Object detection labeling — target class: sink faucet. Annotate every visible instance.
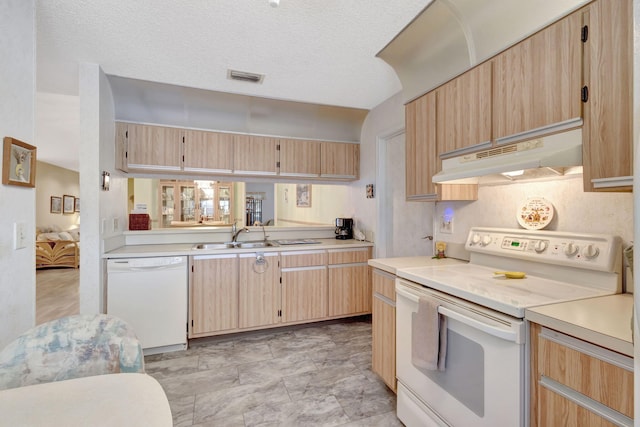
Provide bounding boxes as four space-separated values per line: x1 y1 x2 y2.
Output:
231 226 250 242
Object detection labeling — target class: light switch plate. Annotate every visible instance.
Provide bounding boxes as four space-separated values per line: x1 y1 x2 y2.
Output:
14 222 26 250
439 215 453 234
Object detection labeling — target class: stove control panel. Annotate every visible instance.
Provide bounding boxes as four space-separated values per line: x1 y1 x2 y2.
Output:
466 227 621 272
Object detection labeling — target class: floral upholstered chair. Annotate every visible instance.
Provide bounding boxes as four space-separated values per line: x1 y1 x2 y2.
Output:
0 314 144 390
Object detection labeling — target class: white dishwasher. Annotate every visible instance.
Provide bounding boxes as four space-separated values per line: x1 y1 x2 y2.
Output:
107 256 188 355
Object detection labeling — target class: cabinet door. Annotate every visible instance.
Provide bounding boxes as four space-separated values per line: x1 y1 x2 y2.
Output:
437 61 492 156
189 255 238 337
530 323 634 427
372 269 396 392
281 267 327 323
405 92 438 200
328 264 371 317
281 251 328 323
177 184 196 222
278 138 321 177
126 123 182 171
581 0 633 191
234 135 278 175
238 253 281 329
320 142 359 179
492 11 582 144
215 182 233 224
115 122 128 172
159 183 176 227
183 130 234 174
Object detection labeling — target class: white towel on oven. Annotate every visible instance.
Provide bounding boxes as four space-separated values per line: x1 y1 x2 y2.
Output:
412 296 447 371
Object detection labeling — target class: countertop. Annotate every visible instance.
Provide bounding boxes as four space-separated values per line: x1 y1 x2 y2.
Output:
104 238 373 258
368 256 467 275
525 294 634 357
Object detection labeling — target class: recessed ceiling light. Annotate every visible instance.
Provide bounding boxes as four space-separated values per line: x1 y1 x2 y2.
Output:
227 69 265 84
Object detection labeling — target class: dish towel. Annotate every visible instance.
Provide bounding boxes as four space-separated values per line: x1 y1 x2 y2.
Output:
411 296 448 371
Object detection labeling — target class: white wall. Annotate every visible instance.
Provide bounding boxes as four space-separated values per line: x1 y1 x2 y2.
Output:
0 0 36 347
276 183 347 225
78 63 122 314
435 177 633 246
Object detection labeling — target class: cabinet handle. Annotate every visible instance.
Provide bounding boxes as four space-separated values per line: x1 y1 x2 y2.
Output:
581 25 589 43
581 86 589 103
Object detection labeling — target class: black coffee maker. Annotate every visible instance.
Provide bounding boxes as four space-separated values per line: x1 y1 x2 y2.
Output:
335 218 353 240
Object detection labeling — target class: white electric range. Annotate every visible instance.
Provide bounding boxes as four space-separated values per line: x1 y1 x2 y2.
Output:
394 227 622 427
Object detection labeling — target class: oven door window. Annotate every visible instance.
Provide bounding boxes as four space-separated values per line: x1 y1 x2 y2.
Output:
415 321 485 416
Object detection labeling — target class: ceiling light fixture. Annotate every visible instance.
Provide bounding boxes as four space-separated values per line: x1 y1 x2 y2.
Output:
269 0 279 7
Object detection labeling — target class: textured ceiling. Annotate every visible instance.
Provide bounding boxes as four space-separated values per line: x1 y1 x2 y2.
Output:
36 0 431 109
35 0 432 171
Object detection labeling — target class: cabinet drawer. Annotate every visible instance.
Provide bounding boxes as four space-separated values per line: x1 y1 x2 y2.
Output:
280 250 327 268
372 268 396 301
328 248 370 265
537 327 634 419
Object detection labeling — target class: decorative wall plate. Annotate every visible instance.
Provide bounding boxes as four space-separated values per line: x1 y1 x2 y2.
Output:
517 197 554 230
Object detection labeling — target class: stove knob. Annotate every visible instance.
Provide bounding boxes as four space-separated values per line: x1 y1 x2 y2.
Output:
534 240 548 253
582 244 600 259
564 243 579 257
471 234 481 245
480 235 492 246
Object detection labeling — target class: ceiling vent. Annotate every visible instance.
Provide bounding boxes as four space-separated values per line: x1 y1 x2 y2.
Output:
227 69 265 84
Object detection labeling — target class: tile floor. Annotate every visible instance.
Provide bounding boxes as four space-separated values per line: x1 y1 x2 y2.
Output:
144 318 403 427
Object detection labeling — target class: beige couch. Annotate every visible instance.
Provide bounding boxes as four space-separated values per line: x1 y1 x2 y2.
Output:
35 229 79 269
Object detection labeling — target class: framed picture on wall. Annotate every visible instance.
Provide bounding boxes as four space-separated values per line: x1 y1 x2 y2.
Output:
63 195 75 214
50 196 62 214
74 198 80 212
296 184 312 208
2 137 37 188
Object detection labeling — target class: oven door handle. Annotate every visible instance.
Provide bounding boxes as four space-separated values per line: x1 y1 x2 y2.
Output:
396 286 519 343
437 306 518 343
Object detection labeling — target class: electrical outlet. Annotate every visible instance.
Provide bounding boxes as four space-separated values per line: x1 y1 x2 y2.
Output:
439 214 453 234
14 222 26 250
101 218 107 234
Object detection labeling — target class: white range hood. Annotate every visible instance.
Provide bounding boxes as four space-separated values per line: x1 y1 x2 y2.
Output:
432 129 584 185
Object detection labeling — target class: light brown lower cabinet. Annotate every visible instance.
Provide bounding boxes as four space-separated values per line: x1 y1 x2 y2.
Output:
189 246 372 338
238 252 281 329
328 248 372 317
530 323 633 427
189 254 238 337
371 268 396 392
281 251 328 323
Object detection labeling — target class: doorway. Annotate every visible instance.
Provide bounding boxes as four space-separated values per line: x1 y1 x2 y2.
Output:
377 129 435 258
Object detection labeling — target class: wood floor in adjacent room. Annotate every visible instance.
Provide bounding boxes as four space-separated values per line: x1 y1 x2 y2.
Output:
36 267 80 325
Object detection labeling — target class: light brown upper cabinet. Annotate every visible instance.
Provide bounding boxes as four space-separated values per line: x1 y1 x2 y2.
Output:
122 123 183 171
492 11 583 145
437 61 493 157
405 92 478 202
115 122 128 172
581 0 632 192
278 138 321 178
234 135 278 175
320 142 359 179
182 129 234 174
406 92 438 201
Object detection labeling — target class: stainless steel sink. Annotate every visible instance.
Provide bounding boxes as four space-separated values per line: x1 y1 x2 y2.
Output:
191 243 236 250
236 241 279 249
192 241 279 250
